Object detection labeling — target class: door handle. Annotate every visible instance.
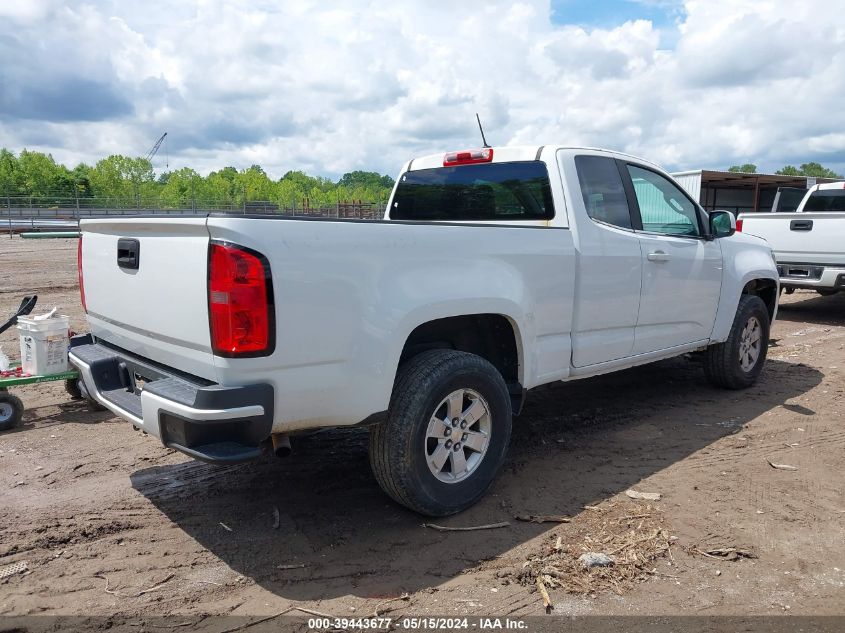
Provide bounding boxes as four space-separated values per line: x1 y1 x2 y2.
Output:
117 238 140 270
647 251 670 262
790 220 813 231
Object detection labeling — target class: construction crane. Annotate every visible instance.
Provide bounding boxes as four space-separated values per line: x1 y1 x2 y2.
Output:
145 132 168 167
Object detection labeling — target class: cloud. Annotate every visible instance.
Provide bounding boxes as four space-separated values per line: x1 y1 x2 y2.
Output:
0 0 843 178
0 76 133 123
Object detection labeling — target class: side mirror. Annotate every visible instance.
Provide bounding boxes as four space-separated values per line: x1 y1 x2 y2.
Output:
709 210 736 238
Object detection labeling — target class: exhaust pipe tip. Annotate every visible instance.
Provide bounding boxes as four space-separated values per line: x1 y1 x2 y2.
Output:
271 433 291 458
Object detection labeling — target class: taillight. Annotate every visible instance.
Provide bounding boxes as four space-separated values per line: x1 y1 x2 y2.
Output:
77 236 86 313
443 148 494 166
736 219 744 232
208 242 274 357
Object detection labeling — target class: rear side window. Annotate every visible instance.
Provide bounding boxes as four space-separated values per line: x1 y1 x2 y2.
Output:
803 189 845 212
773 187 808 212
390 161 554 221
574 155 632 229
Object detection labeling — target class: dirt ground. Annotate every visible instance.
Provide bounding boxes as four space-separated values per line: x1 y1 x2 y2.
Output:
1 234 844 619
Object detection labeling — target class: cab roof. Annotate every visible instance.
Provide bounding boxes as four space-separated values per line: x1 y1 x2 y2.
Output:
406 145 661 172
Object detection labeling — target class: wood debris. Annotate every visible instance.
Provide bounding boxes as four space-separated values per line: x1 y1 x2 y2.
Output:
373 592 410 617
509 504 671 596
515 515 571 524
94 572 175 598
535 576 554 613
767 460 798 471
423 521 509 532
692 546 756 561
626 489 662 501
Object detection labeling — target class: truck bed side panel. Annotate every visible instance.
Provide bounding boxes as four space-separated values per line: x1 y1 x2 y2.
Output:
205 217 576 432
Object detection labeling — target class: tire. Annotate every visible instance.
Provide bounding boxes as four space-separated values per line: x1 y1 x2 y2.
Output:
0 392 24 432
77 378 107 412
704 294 770 390
369 349 512 516
65 378 83 400
816 289 839 297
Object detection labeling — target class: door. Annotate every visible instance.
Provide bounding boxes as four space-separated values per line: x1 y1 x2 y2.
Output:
568 154 642 367
623 164 723 353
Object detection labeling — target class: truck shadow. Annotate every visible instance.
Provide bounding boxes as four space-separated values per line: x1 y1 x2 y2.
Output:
130 356 822 602
776 290 845 327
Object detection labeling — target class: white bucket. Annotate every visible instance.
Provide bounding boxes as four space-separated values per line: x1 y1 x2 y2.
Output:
17 314 70 376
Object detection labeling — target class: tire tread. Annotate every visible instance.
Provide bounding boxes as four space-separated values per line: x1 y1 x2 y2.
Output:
704 294 769 390
369 349 510 515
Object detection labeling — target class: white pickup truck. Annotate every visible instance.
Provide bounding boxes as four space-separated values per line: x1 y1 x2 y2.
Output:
739 181 845 296
70 146 779 516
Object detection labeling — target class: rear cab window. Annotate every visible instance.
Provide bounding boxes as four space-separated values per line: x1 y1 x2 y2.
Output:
390 161 555 221
803 189 845 212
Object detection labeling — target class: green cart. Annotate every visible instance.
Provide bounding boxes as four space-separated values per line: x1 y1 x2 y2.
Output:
0 294 84 431
0 365 82 431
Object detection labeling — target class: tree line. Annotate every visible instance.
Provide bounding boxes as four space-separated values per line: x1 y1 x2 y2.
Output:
0 148 396 209
727 162 843 178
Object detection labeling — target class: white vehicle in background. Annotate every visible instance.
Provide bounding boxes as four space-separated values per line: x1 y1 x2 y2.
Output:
70 145 778 516
739 181 845 296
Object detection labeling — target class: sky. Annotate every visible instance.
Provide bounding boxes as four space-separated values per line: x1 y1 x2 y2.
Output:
0 0 843 180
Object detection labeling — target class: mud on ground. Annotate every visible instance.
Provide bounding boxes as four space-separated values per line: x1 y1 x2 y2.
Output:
1 235 843 618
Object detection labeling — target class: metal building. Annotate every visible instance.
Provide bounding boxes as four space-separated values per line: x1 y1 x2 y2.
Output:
671 170 841 213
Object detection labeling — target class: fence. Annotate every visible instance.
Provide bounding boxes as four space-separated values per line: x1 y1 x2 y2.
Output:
2 200 385 234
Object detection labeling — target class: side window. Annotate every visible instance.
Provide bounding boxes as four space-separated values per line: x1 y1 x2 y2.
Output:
574 155 632 229
627 165 701 236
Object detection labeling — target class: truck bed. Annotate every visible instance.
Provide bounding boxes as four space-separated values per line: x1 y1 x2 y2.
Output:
79 214 576 432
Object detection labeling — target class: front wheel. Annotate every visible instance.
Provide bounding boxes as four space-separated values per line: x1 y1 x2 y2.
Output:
704 294 770 389
369 350 512 516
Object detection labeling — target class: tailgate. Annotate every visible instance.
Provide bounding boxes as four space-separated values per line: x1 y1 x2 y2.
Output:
740 213 845 265
79 217 217 381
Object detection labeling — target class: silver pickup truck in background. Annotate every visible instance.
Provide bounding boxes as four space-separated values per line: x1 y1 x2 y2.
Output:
739 182 845 296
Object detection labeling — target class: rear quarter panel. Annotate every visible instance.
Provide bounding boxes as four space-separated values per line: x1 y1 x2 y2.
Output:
206 217 575 432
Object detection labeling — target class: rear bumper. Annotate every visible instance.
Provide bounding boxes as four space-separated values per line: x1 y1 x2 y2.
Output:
68 335 274 463
776 262 845 290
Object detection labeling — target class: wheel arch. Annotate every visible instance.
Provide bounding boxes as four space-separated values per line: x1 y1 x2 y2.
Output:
396 312 526 414
711 268 779 343
741 277 778 323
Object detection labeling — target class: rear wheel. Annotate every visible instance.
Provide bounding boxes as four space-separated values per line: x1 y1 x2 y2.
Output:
369 350 512 516
0 392 24 432
704 295 770 389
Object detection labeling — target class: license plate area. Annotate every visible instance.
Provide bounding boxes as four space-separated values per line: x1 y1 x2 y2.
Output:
778 264 823 280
